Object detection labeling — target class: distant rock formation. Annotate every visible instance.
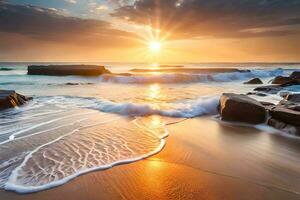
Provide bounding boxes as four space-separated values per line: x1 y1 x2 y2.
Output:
0 90 32 110
244 78 263 84
28 65 111 76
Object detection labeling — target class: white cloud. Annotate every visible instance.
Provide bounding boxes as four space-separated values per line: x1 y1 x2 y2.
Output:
64 0 77 4
96 5 109 10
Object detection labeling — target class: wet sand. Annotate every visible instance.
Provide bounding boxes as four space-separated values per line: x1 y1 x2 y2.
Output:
1 117 300 199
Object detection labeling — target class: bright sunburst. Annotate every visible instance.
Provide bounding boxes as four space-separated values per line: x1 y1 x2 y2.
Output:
148 41 161 53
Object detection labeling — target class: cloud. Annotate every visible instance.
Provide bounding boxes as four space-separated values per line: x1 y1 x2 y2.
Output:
112 0 300 39
0 2 138 47
64 0 77 4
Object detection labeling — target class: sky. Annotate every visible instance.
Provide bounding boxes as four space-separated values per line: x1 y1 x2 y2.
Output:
0 0 300 63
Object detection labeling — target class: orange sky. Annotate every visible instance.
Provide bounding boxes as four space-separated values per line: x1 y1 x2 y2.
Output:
0 0 300 63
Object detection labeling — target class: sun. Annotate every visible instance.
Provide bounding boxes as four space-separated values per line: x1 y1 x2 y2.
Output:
148 41 161 53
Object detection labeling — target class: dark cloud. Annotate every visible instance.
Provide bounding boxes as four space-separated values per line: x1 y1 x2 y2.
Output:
0 2 137 46
112 0 300 39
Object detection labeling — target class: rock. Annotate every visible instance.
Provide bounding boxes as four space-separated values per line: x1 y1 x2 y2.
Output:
285 93 300 103
269 106 300 126
267 118 300 136
280 79 300 87
0 90 31 110
259 101 275 107
246 92 267 97
254 85 282 94
219 93 266 124
65 82 80 85
28 65 111 76
290 71 300 79
279 91 291 98
244 78 263 84
0 67 13 71
271 76 292 84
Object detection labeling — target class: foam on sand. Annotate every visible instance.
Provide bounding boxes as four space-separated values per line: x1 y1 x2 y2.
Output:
4 116 169 193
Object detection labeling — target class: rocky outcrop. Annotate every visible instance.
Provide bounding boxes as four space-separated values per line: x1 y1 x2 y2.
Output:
219 93 266 124
269 106 300 126
0 90 31 110
28 65 111 76
271 71 300 85
271 76 292 84
244 78 263 84
221 70 300 136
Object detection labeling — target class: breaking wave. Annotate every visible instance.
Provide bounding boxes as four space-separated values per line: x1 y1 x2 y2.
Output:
35 95 220 118
100 68 287 84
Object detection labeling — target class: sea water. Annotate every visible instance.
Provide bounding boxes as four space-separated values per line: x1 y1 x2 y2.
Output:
0 62 299 193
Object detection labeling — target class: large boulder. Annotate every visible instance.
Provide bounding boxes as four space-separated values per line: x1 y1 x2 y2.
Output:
219 93 266 124
244 78 263 84
271 76 292 84
28 65 111 76
269 106 300 126
0 90 31 110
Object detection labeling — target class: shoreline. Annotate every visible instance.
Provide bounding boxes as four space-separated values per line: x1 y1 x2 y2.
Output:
1 117 300 199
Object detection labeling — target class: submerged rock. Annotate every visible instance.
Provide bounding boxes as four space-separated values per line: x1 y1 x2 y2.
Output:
28 65 111 76
244 78 263 84
285 93 300 103
254 85 282 94
0 90 31 110
267 118 300 136
219 93 266 124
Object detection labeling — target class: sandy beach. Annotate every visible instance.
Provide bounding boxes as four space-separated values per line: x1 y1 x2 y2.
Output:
1 117 299 200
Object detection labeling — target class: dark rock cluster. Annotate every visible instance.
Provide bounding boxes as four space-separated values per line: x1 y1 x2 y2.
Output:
219 71 300 136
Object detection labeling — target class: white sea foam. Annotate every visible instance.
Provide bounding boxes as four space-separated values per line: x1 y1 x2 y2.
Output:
99 68 288 84
4 117 168 193
43 95 220 118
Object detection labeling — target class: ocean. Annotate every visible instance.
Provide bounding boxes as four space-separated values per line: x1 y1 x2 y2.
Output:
0 62 299 193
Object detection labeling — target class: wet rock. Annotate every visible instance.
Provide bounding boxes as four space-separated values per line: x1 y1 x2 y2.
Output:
0 67 13 71
0 90 32 110
259 101 275 107
254 85 282 94
285 93 300 103
219 93 266 124
65 82 80 85
279 91 291 98
28 65 111 76
246 92 267 97
272 76 292 84
269 106 300 126
244 78 263 84
280 79 300 87
267 118 300 136
290 71 300 79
